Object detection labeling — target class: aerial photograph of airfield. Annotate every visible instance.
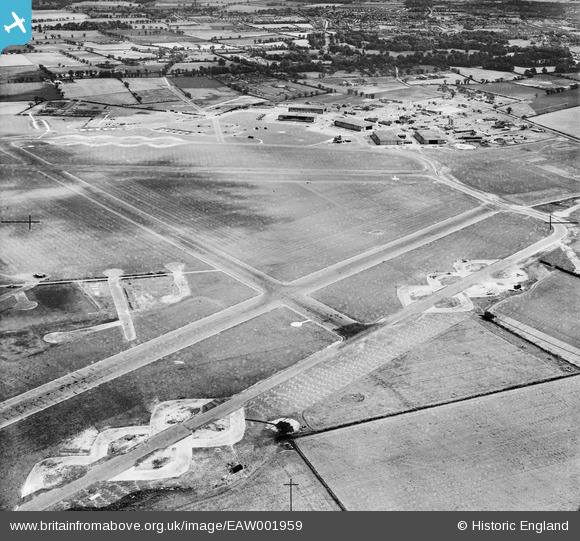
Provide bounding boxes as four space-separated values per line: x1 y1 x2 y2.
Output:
0 0 579 511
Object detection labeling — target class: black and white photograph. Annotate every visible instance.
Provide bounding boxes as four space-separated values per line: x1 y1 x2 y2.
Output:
0 0 578 522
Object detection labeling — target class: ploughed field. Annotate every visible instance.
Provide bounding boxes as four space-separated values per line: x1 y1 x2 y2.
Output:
303 316 575 430
296 376 580 511
493 269 580 350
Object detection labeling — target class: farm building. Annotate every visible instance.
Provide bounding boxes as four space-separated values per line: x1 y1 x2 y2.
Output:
278 114 315 123
334 117 374 131
414 129 447 144
288 104 326 114
371 130 404 146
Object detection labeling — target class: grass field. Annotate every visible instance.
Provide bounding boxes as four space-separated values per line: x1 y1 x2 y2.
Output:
60 79 135 103
377 86 440 101
530 87 580 115
303 317 575 429
427 140 580 205
25 140 424 171
0 282 107 334
472 82 539 100
222 110 330 145
0 307 335 510
494 270 580 350
312 212 547 323
0 169 212 280
531 106 580 138
297 376 580 510
170 76 226 90
0 270 256 400
75 170 477 281
0 83 61 102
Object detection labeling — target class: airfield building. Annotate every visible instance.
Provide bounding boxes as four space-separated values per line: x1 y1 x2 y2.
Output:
288 104 326 114
278 114 315 123
414 129 447 145
371 130 404 146
334 117 374 131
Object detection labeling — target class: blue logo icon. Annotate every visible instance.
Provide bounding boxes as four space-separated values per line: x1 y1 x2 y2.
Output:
1 1 32 55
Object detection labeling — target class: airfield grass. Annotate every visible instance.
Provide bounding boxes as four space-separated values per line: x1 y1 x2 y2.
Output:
0 282 105 334
77 170 477 281
100 446 340 511
0 169 212 280
0 115 37 137
494 269 580 350
222 110 331 145
71 422 276 510
303 316 576 430
297 376 580 510
312 212 547 323
0 307 335 510
426 139 580 205
0 271 256 400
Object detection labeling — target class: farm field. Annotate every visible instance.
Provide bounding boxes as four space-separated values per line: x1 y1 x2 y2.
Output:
75 170 478 281
22 53 85 68
0 83 60 102
493 270 580 350
472 82 540 100
168 77 226 90
378 86 441 101
296 376 580 510
529 87 580 115
515 74 578 89
426 139 580 205
0 270 256 399
0 307 335 510
312 212 547 323
303 317 575 430
60 79 135 101
0 66 45 84
0 169 212 280
531 106 580 138
455 68 516 81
